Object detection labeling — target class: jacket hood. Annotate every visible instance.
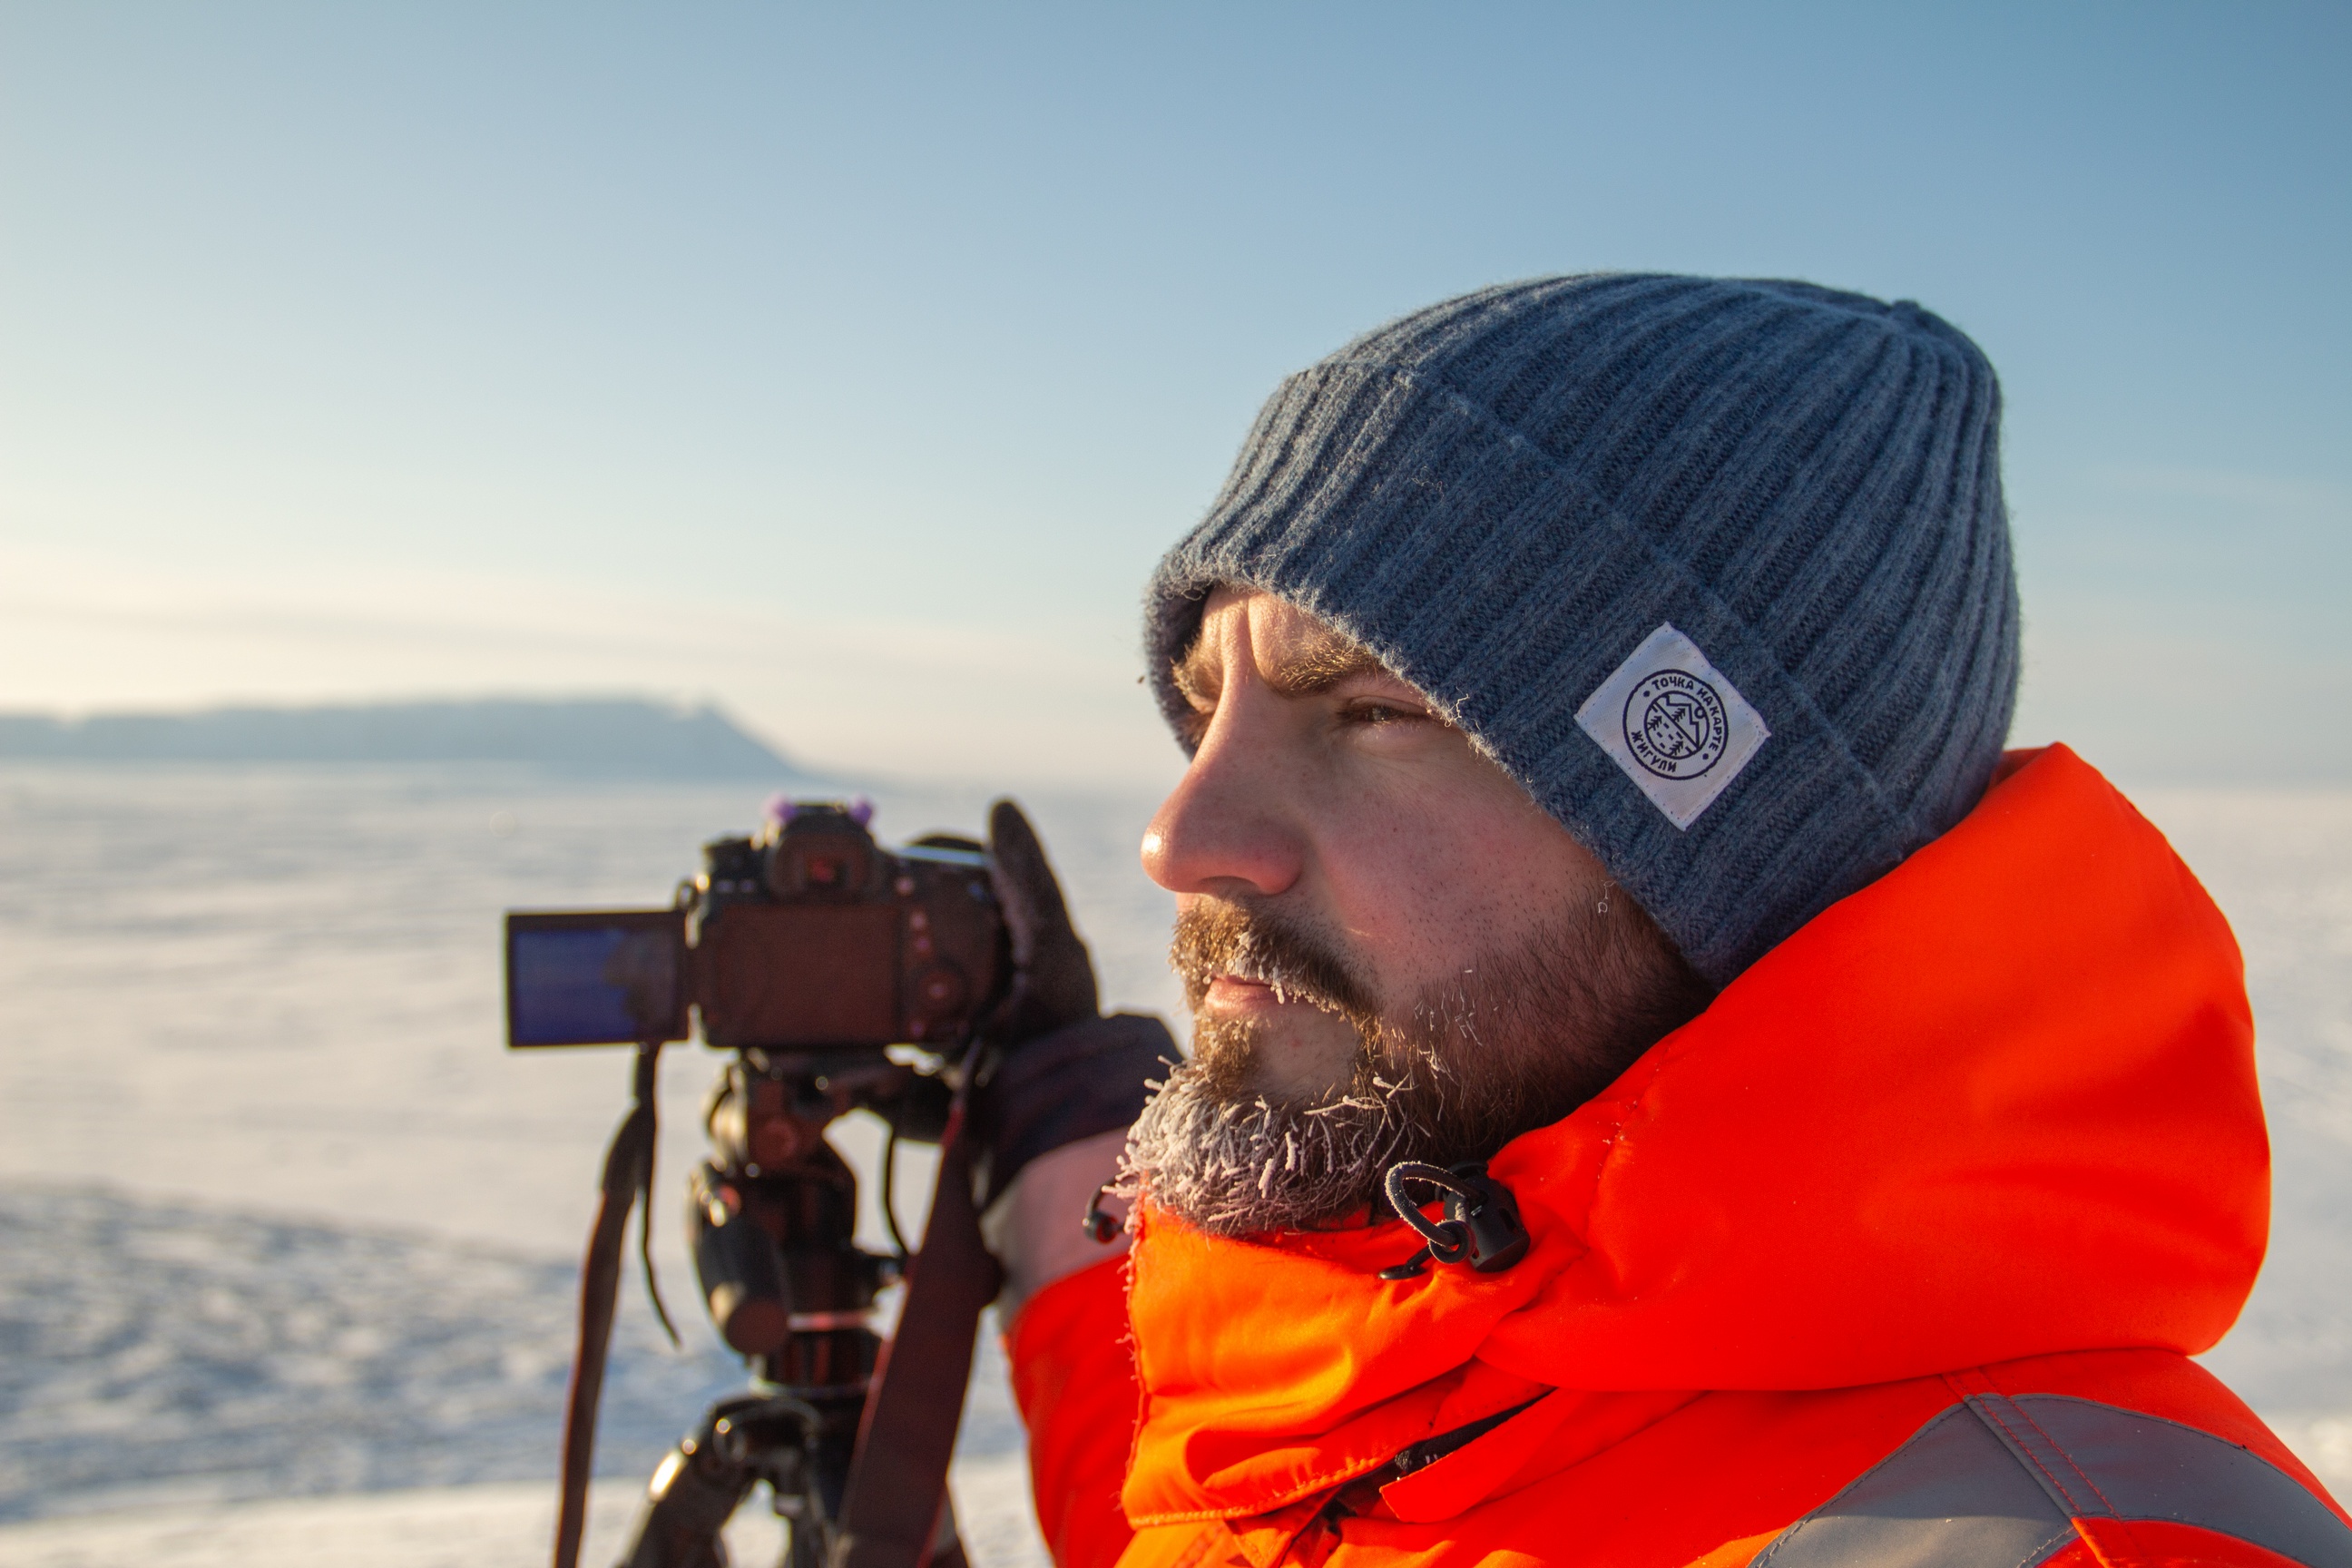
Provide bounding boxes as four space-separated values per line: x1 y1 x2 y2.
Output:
1122 745 2265 1524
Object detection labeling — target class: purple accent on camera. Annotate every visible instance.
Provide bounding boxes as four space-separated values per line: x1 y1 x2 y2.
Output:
848 797 875 828
763 794 797 826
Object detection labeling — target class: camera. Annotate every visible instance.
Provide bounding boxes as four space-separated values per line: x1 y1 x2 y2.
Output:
504 799 1006 1052
506 798 1014 1568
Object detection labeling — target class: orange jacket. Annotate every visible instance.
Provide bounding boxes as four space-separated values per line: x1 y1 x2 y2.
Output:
1007 746 2351 1566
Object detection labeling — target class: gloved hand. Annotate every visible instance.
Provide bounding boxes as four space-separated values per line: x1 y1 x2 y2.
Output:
971 799 1174 1314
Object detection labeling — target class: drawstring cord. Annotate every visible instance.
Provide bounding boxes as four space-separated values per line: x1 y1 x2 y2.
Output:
1377 1161 1530 1279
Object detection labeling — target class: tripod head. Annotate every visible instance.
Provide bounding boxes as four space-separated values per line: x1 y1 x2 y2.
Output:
692 1048 951 1370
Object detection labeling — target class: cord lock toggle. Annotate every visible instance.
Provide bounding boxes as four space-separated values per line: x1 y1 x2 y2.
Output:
1377 1161 1530 1279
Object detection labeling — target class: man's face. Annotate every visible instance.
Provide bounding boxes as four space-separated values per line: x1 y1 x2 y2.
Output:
1128 587 1708 1235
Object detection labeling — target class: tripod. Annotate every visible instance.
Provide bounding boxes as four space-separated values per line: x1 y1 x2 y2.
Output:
588 1046 976 1568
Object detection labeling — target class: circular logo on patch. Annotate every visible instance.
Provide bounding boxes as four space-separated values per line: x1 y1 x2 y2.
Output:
1622 670 1730 779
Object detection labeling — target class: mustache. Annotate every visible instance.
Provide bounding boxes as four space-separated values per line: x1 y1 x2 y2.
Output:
1168 901 1377 1023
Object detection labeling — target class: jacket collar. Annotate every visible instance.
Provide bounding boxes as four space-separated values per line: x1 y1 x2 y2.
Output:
1122 746 2265 1524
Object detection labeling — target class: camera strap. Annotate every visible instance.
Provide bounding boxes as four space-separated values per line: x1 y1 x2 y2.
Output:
552 1040 665 1568
831 1052 1004 1568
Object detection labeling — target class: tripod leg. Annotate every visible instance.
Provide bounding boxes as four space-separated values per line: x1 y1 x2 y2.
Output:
617 1399 765 1568
783 1511 824 1568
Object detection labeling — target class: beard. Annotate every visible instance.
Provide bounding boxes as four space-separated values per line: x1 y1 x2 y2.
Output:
1122 891 1710 1238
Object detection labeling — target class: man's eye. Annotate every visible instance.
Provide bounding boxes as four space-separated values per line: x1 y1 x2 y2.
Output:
1342 699 1426 727
1177 706 1214 748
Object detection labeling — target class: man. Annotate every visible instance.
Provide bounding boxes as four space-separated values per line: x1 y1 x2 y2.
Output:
969 275 2351 1565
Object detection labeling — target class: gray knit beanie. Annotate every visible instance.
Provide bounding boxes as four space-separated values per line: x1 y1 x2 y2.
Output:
1144 274 2018 985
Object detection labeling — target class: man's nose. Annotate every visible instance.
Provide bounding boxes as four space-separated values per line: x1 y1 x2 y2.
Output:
1141 717 1306 900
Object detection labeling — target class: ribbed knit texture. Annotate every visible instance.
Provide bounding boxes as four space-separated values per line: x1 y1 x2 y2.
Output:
1144 275 2020 985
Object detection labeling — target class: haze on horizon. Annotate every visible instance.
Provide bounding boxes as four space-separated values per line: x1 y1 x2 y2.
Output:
3 4 2345 790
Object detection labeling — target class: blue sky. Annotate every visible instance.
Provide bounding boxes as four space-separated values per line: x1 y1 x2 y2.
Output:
2 3 2345 787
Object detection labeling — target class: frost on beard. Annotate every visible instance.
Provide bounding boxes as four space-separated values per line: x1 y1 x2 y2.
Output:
1117 1050 1435 1237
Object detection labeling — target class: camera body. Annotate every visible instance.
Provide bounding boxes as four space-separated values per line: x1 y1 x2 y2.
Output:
505 800 1006 1052
694 803 1002 1050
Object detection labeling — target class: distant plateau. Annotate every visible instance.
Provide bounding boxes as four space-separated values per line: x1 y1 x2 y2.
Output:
0 698 801 780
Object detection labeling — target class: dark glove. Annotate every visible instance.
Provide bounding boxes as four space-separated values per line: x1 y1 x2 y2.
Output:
969 799 1175 1211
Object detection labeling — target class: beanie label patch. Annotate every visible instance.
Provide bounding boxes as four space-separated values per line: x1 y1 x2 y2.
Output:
1576 623 1770 830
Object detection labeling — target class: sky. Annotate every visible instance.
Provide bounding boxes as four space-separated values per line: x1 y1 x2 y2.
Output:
2 3 2346 789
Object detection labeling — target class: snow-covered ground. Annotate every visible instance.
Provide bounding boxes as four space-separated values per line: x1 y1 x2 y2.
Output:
0 1468 1041 1568
0 1181 1041 1566
0 760 2344 1565
0 762 1174 1565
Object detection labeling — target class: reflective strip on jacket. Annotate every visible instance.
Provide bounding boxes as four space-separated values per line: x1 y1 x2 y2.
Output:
1007 746 2352 1566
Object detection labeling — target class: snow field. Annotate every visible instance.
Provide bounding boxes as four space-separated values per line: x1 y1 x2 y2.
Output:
0 761 2345 1562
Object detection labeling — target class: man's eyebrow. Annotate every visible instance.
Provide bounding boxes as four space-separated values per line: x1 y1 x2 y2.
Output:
1171 637 1220 707
1170 625 1402 706
1261 637 1393 696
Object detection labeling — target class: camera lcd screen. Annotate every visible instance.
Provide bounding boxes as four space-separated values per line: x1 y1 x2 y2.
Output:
505 909 689 1047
